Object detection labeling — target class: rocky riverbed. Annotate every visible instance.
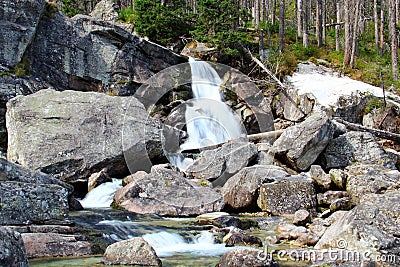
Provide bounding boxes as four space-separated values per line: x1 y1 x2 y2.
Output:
1 0 400 266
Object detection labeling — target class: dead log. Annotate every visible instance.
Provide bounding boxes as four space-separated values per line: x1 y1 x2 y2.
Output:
247 130 284 142
334 118 400 143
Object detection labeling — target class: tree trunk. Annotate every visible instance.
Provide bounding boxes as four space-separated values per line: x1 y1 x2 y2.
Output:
272 0 277 24
389 0 399 80
316 0 323 46
336 1 341 51
380 0 385 55
397 0 400 24
260 29 265 61
374 0 380 52
322 0 327 44
297 0 302 38
350 0 360 68
303 0 308 48
279 0 285 52
343 0 352 68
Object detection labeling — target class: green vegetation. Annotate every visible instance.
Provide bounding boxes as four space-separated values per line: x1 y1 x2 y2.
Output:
59 0 82 17
43 0 59 19
0 57 31 78
118 0 250 55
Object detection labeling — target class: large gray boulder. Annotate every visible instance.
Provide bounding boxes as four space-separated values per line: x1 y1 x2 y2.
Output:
6 89 162 183
0 0 46 68
221 165 288 211
315 190 400 265
345 164 400 205
186 139 258 185
27 12 186 94
257 175 317 215
0 227 28 267
272 112 334 171
0 182 69 225
114 165 224 216
322 131 396 169
102 237 161 266
0 158 71 225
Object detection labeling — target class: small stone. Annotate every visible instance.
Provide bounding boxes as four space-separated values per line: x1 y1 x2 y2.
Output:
88 168 111 192
309 165 332 190
289 226 307 239
329 197 352 212
328 169 347 189
317 191 348 206
294 232 320 246
293 210 311 226
102 237 161 266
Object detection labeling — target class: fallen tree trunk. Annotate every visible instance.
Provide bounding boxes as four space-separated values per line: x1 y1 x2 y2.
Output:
334 118 400 143
247 130 284 142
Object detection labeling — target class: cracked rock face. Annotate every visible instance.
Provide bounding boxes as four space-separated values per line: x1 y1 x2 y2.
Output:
6 89 162 183
0 0 46 68
27 13 186 95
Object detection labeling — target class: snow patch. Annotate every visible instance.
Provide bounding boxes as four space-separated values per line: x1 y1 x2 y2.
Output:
287 64 384 108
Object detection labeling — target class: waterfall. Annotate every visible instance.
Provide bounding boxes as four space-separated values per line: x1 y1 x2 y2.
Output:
170 58 244 171
143 231 233 257
79 178 122 208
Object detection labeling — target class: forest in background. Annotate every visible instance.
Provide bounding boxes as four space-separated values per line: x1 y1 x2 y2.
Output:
57 0 400 92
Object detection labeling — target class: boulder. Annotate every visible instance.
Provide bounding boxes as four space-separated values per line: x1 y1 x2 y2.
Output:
317 191 349 206
0 0 46 68
6 89 162 183
329 197 352 212
345 164 400 205
0 76 49 151
217 248 279 267
281 88 314 122
89 0 119 23
225 231 263 247
27 12 186 94
0 158 71 224
21 233 92 258
0 182 69 225
315 190 400 265
88 168 111 192
0 157 72 191
114 165 224 216
293 210 311 226
102 237 161 266
221 165 288 211
257 175 317 215
0 227 28 267
308 165 332 190
186 139 258 184
328 168 347 189
321 131 396 170
272 112 334 171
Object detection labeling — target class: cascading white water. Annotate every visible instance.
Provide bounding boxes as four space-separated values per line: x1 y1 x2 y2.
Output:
143 231 233 257
171 58 244 170
79 178 122 208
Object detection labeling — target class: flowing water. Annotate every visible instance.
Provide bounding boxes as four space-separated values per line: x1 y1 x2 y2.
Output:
168 58 246 171
79 179 122 208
